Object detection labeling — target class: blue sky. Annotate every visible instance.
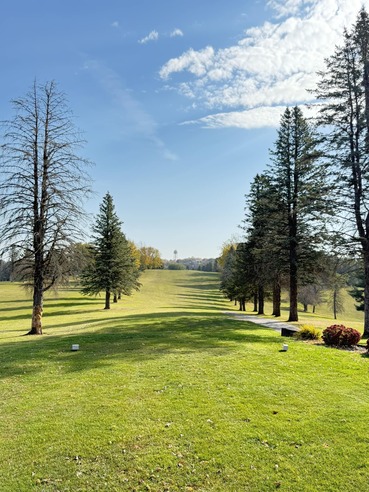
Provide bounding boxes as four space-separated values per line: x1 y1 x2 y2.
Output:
0 0 367 259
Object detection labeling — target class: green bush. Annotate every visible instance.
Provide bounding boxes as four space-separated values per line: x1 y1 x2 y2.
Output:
294 324 321 340
322 324 361 347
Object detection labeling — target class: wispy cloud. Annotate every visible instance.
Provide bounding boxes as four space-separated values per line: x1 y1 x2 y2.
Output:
170 28 184 38
160 0 369 129
111 21 119 28
139 28 184 45
182 104 320 129
139 30 159 44
267 0 314 18
83 60 178 161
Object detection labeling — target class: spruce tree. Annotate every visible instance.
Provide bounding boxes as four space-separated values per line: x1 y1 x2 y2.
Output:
243 172 287 317
268 107 329 322
80 193 141 309
220 245 238 303
314 8 369 336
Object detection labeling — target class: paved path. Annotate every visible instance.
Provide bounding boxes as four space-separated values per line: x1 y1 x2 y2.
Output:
225 311 299 334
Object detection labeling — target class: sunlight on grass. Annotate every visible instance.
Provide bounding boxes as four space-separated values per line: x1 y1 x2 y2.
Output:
0 271 368 491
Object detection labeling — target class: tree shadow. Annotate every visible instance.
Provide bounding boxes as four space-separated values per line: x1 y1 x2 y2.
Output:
174 272 220 291
0 311 279 380
0 271 281 380
0 297 102 321
170 292 229 311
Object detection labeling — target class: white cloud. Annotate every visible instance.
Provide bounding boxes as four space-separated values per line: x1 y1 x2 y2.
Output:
139 30 159 44
184 104 320 129
159 0 369 129
160 46 215 79
267 0 314 18
184 106 284 129
170 28 184 38
111 21 119 28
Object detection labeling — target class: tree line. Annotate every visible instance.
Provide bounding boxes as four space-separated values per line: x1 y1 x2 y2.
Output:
219 9 369 337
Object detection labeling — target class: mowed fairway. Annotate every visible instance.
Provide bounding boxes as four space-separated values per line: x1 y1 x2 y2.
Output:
1 270 369 491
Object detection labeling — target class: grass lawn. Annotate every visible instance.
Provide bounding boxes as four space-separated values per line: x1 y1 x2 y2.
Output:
0 270 369 491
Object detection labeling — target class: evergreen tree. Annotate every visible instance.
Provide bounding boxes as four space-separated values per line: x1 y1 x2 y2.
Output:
243 172 288 317
80 193 141 309
349 273 365 311
220 242 257 312
314 8 369 336
220 245 238 303
268 107 329 322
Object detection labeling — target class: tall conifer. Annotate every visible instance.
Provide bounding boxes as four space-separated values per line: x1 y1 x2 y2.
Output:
268 107 328 321
81 193 141 309
315 8 369 336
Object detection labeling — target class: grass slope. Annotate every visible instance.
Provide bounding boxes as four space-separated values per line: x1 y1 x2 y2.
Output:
0 271 369 491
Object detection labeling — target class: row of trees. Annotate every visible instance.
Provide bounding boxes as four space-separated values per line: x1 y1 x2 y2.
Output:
165 257 218 271
220 9 369 337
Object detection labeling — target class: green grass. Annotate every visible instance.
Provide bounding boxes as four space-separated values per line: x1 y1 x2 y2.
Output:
1 270 369 491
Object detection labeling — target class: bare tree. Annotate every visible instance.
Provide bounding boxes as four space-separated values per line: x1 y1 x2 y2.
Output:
327 274 347 320
0 81 92 335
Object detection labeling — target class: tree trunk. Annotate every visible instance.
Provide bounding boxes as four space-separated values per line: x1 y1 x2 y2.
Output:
288 268 298 321
272 280 281 317
258 285 264 315
240 298 246 311
288 234 298 321
30 305 43 334
364 251 369 337
303 304 308 313
104 289 111 310
113 292 118 303
253 291 258 312
28 253 44 335
333 289 337 320
313 305 316 313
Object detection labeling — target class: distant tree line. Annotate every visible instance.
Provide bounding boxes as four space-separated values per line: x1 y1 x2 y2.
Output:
219 9 369 337
164 257 218 271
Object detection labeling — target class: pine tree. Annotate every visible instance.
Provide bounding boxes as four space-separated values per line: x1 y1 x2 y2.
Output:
220 245 238 303
244 172 288 317
80 193 141 309
268 107 329 322
314 8 369 336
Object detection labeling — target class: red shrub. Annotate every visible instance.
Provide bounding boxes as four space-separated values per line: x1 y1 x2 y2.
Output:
322 324 361 347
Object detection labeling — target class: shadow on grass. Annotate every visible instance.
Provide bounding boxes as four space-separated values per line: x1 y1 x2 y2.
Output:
174 272 220 291
0 311 279 380
0 272 281 379
0 297 103 321
169 295 229 311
